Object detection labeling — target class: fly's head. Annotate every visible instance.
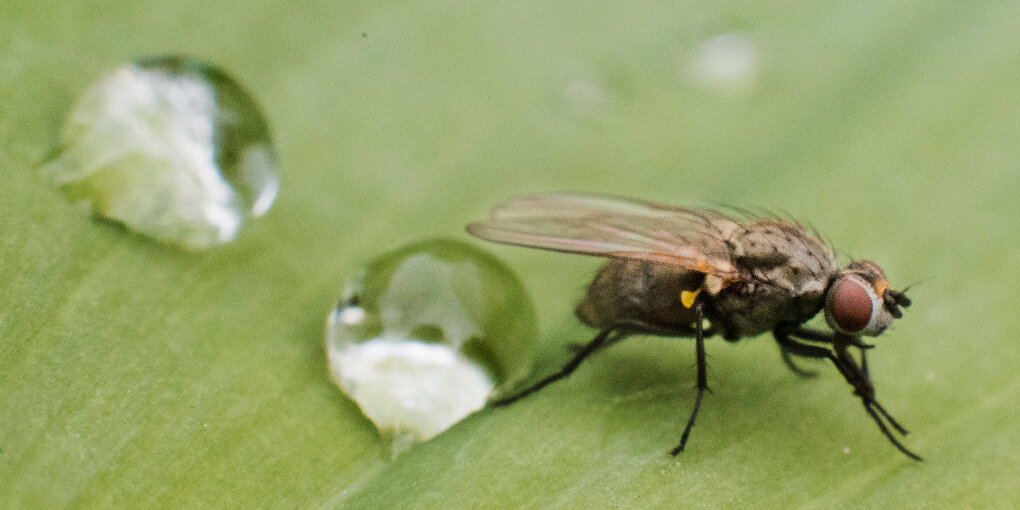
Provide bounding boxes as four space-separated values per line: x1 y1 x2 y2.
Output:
824 260 911 337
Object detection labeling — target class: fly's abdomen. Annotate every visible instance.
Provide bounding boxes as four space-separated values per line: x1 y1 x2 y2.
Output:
576 259 704 331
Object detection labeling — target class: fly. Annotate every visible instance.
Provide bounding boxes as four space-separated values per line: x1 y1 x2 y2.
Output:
466 192 920 461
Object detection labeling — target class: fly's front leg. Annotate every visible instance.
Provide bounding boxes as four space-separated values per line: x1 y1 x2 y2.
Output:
671 302 708 456
832 338 874 399
831 336 910 438
774 325 921 461
859 344 870 381
786 327 905 433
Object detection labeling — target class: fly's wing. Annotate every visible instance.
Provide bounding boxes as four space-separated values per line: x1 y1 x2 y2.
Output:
466 192 744 279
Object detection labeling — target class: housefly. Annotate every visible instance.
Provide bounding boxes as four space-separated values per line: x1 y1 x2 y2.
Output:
467 192 920 460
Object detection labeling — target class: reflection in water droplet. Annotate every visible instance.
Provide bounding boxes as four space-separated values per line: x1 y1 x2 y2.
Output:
40 55 279 249
683 32 759 94
326 239 537 457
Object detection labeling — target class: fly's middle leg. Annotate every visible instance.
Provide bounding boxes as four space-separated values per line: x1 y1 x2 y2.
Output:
671 302 708 456
780 349 819 378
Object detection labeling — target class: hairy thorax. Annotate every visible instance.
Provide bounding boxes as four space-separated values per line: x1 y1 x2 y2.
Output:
711 220 838 339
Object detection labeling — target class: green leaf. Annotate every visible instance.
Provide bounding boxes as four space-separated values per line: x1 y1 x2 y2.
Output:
2 1 1018 508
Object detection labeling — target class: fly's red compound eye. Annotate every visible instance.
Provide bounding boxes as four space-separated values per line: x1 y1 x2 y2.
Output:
825 275 883 335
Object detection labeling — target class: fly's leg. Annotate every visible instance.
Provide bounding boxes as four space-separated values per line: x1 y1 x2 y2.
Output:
773 325 922 461
779 346 819 378
493 319 689 407
787 327 838 344
776 327 842 377
860 346 870 381
671 302 708 456
492 327 619 406
782 327 909 435
786 327 876 349
830 339 909 437
567 321 699 353
782 327 877 392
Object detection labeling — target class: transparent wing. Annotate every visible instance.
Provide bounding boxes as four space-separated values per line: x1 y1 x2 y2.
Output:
466 192 744 279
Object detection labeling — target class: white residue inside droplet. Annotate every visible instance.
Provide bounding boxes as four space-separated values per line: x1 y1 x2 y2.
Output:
41 64 245 248
683 32 759 94
327 337 494 457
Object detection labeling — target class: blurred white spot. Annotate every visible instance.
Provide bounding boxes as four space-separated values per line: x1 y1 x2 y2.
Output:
332 305 366 326
843 446 852 454
924 370 936 382
243 146 280 217
683 32 759 94
564 78 611 116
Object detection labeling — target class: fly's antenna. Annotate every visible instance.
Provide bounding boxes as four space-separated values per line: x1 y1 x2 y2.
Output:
899 276 933 294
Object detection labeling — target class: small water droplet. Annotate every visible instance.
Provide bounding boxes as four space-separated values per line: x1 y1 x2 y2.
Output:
682 32 759 94
40 55 279 249
325 239 537 457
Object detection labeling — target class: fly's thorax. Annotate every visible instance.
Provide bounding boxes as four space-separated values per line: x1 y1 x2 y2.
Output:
731 221 836 301
575 259 704 331
729 220 838 281
707 220 838 339
710 280 828 339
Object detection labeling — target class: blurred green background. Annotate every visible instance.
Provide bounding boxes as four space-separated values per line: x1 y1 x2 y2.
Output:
2 1 1017 508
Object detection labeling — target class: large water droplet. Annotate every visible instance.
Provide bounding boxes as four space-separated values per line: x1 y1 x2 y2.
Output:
40 55 279 249
326 239 537 457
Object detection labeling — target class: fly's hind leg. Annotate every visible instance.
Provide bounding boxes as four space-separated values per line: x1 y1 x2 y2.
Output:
567 321 700 353
491 327 618 406
492 319 690 407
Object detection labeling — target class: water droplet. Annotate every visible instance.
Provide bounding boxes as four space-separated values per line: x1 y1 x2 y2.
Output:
325 239 537 457
40 55 279 249
682 32 759 94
